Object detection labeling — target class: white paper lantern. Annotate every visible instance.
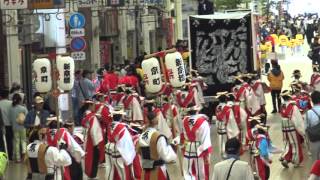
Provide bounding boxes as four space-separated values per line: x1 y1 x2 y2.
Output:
57 56 75 91
142 57 163 93
165 52 186 88
33 58 52 93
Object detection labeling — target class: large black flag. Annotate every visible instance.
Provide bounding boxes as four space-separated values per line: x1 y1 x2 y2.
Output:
189 12 254 95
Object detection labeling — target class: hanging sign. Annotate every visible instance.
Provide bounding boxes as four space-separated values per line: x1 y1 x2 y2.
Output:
0 0 28 9
29 0 64 9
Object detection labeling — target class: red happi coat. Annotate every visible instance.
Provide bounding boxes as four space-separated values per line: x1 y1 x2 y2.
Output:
234 83 250 102
310 73 320 89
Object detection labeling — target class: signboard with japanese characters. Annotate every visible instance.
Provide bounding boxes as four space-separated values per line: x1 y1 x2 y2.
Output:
70 28 85 37
0 0 27 9
77 0 98 7
29 0 65 9
57 56 75 91
141 58 163 93
141 0 163 5
33 58 52 93
165 52 186 88
71 51 86 61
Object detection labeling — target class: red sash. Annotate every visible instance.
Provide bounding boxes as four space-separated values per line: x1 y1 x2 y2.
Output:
46 128 68 147
183 116 206 141
232 105 241 125
176 89 195 108
215 105 230 123
235 83 249 101
280 103 295 118
162 103 171 118
109 123 126 143
123 95 134 109
252 82 261 91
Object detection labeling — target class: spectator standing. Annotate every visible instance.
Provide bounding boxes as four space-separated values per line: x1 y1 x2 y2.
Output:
305 91 320 162
72 70 82 125
310 37 320 65
24 96 50 129
9 94 27 162
8 83 24 103
0 88 13 160
212 138 254 180
267 61 284 113
78 70 97 102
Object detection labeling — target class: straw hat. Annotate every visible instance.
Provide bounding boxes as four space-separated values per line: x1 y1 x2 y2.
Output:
34 96 44 104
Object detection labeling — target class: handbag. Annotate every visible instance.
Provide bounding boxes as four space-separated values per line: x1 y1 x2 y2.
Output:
226 159 238 180
306 109 320 142
16 112 26 125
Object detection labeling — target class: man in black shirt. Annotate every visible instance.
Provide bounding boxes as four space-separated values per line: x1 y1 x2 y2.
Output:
198 0 214 15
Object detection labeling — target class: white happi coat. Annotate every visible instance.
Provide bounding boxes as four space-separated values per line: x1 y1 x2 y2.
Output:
252 80 266 106
26 140 72 180
182 114 212 180
120 95 144 122
105 121 136 179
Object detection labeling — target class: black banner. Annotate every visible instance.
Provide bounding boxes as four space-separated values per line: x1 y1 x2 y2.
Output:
189 13 254 95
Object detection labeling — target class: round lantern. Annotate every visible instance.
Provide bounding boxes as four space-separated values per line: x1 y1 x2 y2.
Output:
33 58 52 93
57 56 75 91
142 57 163 93
165 52 186 88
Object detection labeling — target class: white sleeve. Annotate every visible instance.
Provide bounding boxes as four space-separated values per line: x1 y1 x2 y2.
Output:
157 136 177 162
66 132 85 163
197 121 212 155
90 117 103 146
292 106 305 136
132 98 143 121
157 112 172 139
308 174 318 180
46 147 72 167
116 129 136 165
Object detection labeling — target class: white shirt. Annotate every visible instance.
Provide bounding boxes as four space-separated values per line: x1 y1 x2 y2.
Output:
212 158 254 180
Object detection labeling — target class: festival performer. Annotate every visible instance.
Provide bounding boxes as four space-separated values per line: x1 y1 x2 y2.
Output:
279 90 305 168
94 92 113 166
119 87 144 125
161 96 179 134
180 105 212 180
241 74 260 116
190 69 208 105
250 73 267 119
81 100 104 179
105 107 138 180
144 98 172 139
232 74 253 111
310 65 320 92
215 92 240 158
227 93 248 151
175 82 202 117
291 83 312 115
252 124 272 180
46 117 85 180
137 111 177 180
25 128 72 180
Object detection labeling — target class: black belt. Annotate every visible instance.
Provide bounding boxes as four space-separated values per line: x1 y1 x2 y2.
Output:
153 160 165 167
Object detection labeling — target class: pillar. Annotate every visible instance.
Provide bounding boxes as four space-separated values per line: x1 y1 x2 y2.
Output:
119 9 128 63
175 0 183 41
90 7 101 69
